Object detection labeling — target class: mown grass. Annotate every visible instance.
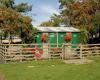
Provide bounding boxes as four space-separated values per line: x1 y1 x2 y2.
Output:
0 57 100 80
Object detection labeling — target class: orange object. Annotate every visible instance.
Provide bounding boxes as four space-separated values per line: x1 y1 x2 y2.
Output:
65 32 72 42
42 33 48 43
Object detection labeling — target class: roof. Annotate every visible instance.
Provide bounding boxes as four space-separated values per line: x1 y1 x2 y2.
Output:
36 27 80 32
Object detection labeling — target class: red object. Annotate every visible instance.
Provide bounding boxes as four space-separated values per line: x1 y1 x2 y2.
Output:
33 47 43 59
23 47 43 59
65 32 72 42
42 33 48 43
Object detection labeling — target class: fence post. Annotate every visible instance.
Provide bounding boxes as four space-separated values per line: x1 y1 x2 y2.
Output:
61 44 64 60
48 44 50 60
20 45 22 62
64 44 67 59
4 45 6 64
80 44 83 59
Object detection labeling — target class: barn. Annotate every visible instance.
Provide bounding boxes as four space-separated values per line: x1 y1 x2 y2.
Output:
35 27 80 47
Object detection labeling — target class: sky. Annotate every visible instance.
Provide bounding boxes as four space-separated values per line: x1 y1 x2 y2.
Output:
15 0 60 26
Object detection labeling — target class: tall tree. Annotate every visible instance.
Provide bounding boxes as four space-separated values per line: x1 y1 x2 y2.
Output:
60 0 97 29
0 7 34 43
0 0 32 12
0 0 35 43
59 0 99 44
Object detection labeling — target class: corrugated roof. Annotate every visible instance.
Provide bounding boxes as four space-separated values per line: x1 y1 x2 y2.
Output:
36 27 80 32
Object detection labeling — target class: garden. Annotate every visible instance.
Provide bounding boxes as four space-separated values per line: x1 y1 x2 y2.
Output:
0 0 100 80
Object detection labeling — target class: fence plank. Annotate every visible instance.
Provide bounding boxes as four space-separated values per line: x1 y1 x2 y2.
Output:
0 44 100 63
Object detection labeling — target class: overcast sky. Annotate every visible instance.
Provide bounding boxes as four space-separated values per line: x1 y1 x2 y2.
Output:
15 0 60 26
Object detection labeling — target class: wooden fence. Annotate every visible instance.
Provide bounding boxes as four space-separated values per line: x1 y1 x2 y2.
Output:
62 44 100 59
0 44 63 63
0 44 100 63
0 45 5 63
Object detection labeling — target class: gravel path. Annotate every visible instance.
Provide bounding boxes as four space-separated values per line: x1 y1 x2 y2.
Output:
0 74 5 80
64 58 93 64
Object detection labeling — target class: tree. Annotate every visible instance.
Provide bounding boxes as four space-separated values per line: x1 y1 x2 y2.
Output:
40 14 61 27
94 11 100 28
91 11 100 43
50 14 62 26
0 0 35 43
39 21 54 27
60 0 97 29
59 0 99 44
0 7 34 43
0 0 32 13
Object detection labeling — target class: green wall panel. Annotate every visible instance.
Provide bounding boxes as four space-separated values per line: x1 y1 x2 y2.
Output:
36 32 79 48
49 33 57 47
71 32 79 48
58 32 66 47
36 32 42 47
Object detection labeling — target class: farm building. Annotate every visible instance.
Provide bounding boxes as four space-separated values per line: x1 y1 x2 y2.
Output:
35 27 80 47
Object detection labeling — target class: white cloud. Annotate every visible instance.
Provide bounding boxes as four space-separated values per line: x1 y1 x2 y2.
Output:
41 5 60 15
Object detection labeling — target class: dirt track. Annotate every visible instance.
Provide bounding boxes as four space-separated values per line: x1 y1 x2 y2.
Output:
0 74 5 80
64 58 93 64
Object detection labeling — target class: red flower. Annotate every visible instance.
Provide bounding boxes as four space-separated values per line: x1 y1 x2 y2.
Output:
42 33 48 43
65 32 72 42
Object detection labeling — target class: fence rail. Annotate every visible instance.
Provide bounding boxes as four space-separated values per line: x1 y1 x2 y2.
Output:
63 44 100 59
0 44 63 63
0 45 5 63
0 43 100 63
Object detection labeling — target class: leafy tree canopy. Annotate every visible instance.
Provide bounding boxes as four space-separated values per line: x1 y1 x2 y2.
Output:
0 7 34 43
0 0 36 43
40 14 62 27
0 0 32 13
59 0 100 44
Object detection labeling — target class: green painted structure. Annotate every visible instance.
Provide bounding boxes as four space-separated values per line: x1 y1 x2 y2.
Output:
35 27 80 48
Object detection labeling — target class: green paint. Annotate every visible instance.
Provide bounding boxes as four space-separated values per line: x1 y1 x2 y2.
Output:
71 32 79 48
36 32 79 48
49 33 57 47
36 32 42 47
58 32 66 47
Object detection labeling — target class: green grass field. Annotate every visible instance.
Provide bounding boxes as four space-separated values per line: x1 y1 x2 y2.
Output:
0 57 100 80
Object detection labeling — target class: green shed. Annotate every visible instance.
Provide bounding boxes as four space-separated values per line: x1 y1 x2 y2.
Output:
35 27 80 47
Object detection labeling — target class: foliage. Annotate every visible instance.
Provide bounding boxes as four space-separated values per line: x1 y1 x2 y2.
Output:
15 3 32 13
40 14 62 27
0 0 35 43
93 11 100 36
39 21 54 27
0 0 15 8
79 28 89 44
0 7 34 43
0 8 21 32
59 0 100 44
93 11 100 27
50 14 62 26
31 27 39 43
20 26 38 43
0 0 32 13
60 0 97 30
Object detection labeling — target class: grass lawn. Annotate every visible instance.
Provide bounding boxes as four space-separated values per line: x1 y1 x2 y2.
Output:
0 57 100 80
